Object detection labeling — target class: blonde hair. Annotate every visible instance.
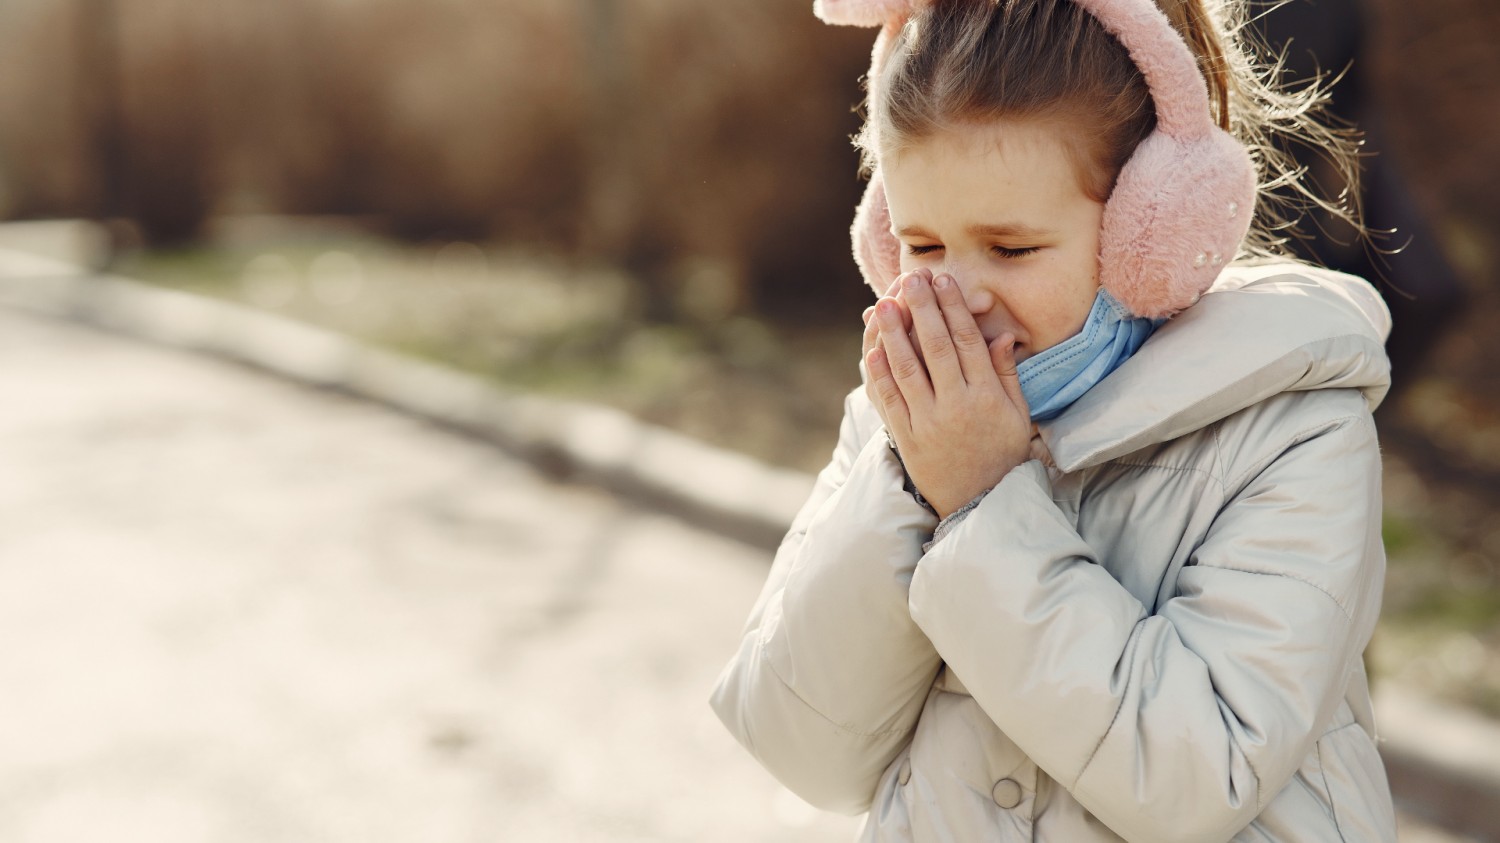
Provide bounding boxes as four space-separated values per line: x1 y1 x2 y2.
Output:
855 0 1365 258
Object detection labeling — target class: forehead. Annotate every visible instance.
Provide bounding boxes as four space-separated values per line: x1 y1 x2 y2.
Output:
882 119 1097 231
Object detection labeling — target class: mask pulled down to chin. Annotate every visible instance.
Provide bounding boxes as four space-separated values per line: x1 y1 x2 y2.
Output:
1017 288 1162 421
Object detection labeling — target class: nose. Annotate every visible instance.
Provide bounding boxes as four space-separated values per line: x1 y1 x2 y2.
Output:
941 261 997 316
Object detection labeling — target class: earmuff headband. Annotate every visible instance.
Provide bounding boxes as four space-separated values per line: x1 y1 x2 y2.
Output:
819 0 1258 318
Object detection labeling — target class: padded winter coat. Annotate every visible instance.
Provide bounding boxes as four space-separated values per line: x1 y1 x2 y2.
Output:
711 262 1398 842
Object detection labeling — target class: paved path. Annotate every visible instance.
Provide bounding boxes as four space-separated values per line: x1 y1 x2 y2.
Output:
0 307 1473 842
0 309 858 842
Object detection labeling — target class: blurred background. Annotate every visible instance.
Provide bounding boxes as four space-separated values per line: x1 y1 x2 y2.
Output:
0 0 1497 839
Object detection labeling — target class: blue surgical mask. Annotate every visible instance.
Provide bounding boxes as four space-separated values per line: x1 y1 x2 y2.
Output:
1019 289 1162 421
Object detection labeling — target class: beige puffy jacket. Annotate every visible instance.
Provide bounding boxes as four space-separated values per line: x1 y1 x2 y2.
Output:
711 263 1398 842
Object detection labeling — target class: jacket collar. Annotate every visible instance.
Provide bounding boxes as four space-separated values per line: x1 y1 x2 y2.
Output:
1040 261 1393 473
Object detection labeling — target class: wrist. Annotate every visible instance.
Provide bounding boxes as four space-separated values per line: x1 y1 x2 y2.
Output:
885 431 938 514
915 468 1010 520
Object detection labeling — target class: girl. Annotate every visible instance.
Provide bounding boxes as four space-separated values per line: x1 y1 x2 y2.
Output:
711 0 1397 841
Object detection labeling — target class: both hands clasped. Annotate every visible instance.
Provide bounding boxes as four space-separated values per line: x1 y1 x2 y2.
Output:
862 267 1036 519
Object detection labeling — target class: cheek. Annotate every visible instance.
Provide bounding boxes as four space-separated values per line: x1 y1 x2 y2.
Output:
899 250 940 274
1019 250 1100 344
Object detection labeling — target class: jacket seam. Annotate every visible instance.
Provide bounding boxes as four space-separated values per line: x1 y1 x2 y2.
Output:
755 632 918 741
1224 411 1368 492
1191 563 1354 622
1211 420 1228 489
1071 626 1139 793
1318 718 1361 741
1315 739 1351 843
1102 459 1229 497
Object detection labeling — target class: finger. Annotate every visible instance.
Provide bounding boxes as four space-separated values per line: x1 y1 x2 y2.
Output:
860 308 882 395
901 270 965 394
891 285 915 334
865 346 911 434
861 298 889 363
989 332 1029 415
1028 427 1053 466
864 331 889 416
860 271 902 384
868 275 903 316
876 297 933 408
864 270 911 348
861 305 879 356
932 274 990 385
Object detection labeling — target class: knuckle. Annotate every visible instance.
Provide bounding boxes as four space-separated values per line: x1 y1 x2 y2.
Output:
951 323 985 348
892 357 923 381
924 334 956 360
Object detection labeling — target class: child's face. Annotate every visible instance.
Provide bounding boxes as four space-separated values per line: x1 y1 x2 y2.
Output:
882 119 1104 363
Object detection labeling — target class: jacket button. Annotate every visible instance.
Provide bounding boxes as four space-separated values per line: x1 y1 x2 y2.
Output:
991 778 1023 809
898 759 912 786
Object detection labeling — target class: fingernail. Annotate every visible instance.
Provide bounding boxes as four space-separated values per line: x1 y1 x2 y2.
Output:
903 273 921 291
934 274 951 289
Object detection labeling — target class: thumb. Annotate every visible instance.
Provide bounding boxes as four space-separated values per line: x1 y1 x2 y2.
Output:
989 333 1029 415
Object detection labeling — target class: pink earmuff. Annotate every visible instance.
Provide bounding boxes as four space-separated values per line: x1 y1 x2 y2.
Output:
818 0 1257 319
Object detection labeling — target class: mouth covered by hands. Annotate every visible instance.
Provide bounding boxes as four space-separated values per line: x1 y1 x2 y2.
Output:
861 267 1034 519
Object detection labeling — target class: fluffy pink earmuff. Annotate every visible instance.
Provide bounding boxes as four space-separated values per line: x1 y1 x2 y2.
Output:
817 0 1257 318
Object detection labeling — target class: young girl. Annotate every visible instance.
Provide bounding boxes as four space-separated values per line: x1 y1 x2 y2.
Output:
712 0 1397 841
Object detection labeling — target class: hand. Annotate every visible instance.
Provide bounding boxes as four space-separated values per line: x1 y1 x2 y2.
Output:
861 274 911 417
865 270 1032 518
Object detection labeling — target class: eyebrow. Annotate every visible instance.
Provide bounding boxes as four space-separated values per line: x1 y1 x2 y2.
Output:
896 222 1052 238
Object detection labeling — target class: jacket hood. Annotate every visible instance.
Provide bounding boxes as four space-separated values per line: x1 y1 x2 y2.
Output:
1041 261 1392 472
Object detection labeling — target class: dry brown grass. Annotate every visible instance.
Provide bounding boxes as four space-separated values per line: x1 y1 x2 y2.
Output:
1 0 1494 318
0 0 875 315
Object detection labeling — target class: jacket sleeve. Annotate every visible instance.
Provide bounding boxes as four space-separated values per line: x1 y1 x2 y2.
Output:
908 409 1385 843
710 388 942 814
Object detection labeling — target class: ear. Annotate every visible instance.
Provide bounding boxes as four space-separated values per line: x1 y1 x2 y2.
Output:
852 170 904 298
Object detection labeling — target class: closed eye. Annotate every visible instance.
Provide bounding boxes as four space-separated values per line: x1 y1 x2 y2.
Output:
993 246 1040 259
903 244 1041 259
